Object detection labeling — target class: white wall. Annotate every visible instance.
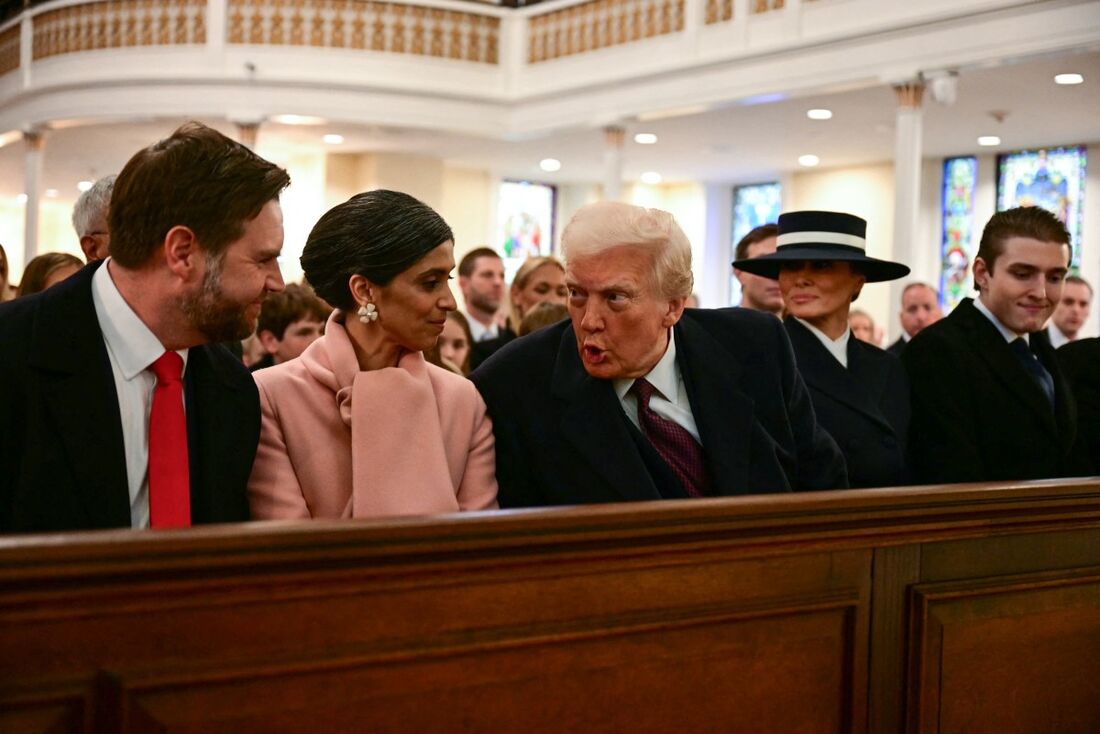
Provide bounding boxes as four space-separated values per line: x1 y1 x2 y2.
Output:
788 163 897 345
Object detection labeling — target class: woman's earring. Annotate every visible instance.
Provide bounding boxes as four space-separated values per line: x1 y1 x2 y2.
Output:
358 302 378 323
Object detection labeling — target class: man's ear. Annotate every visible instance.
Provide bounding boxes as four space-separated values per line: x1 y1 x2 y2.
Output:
662 296 687 328
257 329 281 356
973 257 990 292
78 235 99 263
163 225 201 281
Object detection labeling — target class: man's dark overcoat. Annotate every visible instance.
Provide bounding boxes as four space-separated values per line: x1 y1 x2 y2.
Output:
0 262 259 532
471 307 848 508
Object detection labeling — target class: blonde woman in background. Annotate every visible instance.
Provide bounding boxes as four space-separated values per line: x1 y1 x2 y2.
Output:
507 256 568 334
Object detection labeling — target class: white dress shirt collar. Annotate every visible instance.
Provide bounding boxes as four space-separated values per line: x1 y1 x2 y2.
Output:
974 296 1027 345
613 328 679 403
92 259 188 376
1048 322 1070 349
465 311 499 342
796 317 850 368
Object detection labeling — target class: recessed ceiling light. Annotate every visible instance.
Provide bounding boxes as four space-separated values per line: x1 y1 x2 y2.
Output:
798 154 820 167
77 180 93 192
807 109 833 120
634 133 658 145
44 188 59 198
271 114 327 125
16 193 27 203
640 171 663 185
978 136 1001 146
539 158 561 172
323 134 344 145
1054 73 1084 85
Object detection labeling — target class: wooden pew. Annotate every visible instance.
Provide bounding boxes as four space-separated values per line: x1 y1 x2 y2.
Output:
2 480 1099 733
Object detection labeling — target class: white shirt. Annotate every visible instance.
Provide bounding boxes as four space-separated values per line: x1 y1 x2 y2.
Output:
613 329 702 444
91 260 189 529
1048 323 1071 349
974 297 1027 345
796 318 851 368
465 311 499 342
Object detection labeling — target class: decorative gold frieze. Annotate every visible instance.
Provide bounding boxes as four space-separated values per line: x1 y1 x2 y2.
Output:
0 25 19 76
751 0 783 13
32 0 206 60
529 0 684 63
225 0 499 64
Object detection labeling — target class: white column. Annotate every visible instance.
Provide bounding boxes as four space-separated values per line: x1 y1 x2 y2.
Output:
20 15 32 89
703 183 733 307
235 121 260 149
602 125 624 202
22 129 44 265
890 80 924 329
206 0 227 56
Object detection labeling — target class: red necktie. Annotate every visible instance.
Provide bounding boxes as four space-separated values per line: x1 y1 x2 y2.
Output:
631 378 711 497
148 352 191 528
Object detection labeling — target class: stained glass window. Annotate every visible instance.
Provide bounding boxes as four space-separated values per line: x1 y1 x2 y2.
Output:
996 146 1088 269
497 181 556 274
940 156 977 311
730 182 781 305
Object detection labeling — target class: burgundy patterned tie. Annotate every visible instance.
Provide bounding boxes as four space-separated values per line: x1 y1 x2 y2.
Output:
630 378 711 498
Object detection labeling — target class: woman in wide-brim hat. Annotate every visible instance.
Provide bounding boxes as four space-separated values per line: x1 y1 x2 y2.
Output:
733 210 914 489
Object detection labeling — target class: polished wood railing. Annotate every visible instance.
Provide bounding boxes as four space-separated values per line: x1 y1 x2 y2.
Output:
2 479 1099 732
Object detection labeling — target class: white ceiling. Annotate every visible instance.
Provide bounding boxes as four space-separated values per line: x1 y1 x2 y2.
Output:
0 47 1097 200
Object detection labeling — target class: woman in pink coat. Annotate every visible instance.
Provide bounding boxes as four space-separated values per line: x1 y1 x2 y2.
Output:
248 190 498 519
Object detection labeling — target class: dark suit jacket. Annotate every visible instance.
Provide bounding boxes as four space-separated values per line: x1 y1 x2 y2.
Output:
902 298 1088 484
471 308 848 508
0 262 260 533
785 319 911 489
886 336 906 357
469 326 517 371
1057 337 1100 473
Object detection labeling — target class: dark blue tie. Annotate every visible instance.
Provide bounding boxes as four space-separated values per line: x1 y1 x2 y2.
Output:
1009 338 1055 411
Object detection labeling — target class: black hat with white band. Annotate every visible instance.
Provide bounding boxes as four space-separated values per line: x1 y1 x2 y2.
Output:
732 210 910 283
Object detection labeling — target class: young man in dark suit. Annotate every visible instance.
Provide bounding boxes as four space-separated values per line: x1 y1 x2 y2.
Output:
903 206 1089 483
472 201 847 509
0 122 290 533
459 247 516 371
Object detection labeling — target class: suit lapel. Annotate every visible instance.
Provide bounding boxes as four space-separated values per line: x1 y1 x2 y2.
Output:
551 326 661 502
957 300 1057 430
674 315 753 497
28 263 130 528
785 319 894 434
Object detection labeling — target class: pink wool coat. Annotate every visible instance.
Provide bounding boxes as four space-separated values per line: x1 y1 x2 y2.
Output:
248 312 499 519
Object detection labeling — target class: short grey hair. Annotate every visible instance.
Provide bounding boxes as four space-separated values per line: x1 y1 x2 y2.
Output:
71 174 116 237
561 201 693 299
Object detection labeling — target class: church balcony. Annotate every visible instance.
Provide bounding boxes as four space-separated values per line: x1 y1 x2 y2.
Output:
0 0 1095 137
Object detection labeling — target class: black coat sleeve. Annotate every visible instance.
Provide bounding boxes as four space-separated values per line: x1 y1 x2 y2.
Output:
902 330 985 483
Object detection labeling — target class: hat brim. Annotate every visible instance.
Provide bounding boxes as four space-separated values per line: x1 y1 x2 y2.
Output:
732 245 911 283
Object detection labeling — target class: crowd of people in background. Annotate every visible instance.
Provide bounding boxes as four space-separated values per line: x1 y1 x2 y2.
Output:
1 121 1097 535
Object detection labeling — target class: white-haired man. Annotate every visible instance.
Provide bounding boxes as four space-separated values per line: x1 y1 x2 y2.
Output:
72 174 116 262
471 201 847 508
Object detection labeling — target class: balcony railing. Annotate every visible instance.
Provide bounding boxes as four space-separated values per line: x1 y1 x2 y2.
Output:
226 0 500 63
